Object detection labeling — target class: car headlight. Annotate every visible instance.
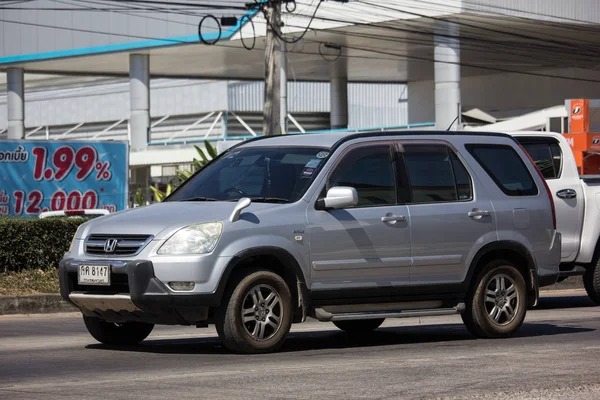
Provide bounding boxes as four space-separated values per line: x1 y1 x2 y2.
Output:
157 222 223 255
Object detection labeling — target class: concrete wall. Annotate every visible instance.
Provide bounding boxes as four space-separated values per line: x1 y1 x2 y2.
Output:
408 68 600 124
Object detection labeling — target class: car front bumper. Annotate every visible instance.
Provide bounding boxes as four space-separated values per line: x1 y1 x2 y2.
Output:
59 258 222 325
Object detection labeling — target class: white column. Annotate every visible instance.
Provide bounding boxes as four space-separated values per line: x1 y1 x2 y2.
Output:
129 54 150 151
280 43 288 134
7 68 25 139
330 54 348 130
434 22 461 130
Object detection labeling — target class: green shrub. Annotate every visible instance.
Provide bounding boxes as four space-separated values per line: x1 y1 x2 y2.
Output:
0 218 88 273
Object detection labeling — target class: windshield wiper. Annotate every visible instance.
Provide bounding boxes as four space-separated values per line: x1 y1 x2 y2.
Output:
180 196 219 202
248 197 290 204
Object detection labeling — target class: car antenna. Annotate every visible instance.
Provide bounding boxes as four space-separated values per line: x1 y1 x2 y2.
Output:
446 115 460 131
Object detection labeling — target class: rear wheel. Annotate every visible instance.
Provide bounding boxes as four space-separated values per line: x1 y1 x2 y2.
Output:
83 316 154 345
333 318 385 333
215 270 293 354
584 258 600 305
462 260 527 338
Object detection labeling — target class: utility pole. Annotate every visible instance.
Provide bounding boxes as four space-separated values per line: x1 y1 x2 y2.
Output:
262 0 282 136
280 42 288 134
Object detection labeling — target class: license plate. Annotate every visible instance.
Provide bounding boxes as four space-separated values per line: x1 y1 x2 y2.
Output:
78 265 110 286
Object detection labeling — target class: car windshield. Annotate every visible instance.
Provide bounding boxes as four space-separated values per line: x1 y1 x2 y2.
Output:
167 146 330 203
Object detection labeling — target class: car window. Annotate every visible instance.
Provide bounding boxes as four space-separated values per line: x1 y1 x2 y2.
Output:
328 145 396 207
402 145 473 204
167 146 329 203
520 141 562 179
466 144 538 196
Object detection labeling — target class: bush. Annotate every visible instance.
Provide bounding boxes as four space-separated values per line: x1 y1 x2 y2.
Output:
0 218 88 273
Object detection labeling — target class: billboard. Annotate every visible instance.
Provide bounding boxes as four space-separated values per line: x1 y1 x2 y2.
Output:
0 140 128 217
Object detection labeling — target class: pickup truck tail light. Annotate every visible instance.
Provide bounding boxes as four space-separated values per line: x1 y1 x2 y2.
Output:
518 144 556 230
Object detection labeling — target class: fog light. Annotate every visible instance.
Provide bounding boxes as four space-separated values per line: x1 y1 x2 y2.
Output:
169 281 195 291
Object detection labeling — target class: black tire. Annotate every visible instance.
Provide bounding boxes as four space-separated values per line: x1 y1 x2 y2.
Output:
83 316 154 345
333 318 385 333
461 260 527 338
584 258 600 305
215 270 293 354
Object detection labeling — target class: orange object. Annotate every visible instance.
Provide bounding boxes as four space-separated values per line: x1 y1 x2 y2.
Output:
565 99 600 175
569 99 589 133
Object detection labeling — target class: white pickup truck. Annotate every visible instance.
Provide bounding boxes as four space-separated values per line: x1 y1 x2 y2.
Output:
508 131 600 303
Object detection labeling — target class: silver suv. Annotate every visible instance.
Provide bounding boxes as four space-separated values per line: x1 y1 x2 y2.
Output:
59 131 561 353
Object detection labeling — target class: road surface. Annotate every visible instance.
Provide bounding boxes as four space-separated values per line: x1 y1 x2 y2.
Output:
1 290 599 400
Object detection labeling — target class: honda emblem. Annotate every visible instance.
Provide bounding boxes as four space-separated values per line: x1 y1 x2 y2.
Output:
103 238 118 253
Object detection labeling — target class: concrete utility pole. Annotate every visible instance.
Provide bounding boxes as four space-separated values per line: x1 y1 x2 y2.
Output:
262 0 282 136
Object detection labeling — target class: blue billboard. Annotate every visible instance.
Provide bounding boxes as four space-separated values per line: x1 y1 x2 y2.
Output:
0 140 128 217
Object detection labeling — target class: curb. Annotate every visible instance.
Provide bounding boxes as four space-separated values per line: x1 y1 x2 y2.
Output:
0 278 586 316
0 294 75 315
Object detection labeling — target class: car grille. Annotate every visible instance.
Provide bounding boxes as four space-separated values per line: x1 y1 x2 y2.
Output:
85 234 152 256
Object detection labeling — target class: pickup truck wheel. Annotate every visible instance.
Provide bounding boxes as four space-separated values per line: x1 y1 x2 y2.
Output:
583 259 600 304
333 319 385 333
83 316 154 345
215 270 293 354
462 260 527 338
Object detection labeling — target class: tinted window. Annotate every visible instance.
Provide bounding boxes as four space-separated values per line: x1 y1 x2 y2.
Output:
520 141 562 179
328 145 396 207
168 147 328 203
466 144 538 196
403 145 473 203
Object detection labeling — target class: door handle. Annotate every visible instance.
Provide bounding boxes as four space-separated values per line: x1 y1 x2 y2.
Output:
381 214 406 223
556 189 577 199
468 209 490 219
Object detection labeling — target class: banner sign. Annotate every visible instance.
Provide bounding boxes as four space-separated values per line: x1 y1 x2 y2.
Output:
0 140 128 217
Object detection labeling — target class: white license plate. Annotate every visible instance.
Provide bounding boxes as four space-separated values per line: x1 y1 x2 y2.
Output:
78 265 111 286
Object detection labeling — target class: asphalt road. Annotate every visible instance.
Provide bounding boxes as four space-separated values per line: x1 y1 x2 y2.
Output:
1 290 600 400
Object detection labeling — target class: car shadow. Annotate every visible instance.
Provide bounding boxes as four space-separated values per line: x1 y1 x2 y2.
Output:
85 322 594 356
534 294 597 310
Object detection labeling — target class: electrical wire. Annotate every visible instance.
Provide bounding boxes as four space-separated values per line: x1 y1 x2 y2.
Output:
239 14 256 50
4 1 600 83
318 42 341 62
198 15 221 45
260 0 323 44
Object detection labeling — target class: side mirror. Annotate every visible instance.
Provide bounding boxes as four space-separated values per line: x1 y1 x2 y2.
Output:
317 186 358 210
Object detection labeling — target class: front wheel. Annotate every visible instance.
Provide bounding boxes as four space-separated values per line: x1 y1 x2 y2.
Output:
83 316 154 345
333 318 385 333
215 270 293 354
584 258 600 305
462 260 527 338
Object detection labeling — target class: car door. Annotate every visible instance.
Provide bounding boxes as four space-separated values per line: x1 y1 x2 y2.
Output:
307 142 411 291
517 136 583 261
400 142 497 286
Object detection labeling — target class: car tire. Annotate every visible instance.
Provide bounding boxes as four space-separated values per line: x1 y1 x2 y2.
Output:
584 258 600 305
83 316 154 345
215 270 293 354
462 260 527 338
333 319 385 333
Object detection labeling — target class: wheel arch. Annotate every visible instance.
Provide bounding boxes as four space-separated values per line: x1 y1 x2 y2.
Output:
466 241 538 307
215 246 309 323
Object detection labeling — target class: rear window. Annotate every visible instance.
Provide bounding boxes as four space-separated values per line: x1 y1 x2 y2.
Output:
466 144 538 196
517 138 562 179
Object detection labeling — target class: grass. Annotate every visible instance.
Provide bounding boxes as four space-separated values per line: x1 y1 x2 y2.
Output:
0 268 60 296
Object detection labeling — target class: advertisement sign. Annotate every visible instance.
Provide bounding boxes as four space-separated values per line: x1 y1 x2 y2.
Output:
0 140 128 217
569 98 589 134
